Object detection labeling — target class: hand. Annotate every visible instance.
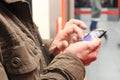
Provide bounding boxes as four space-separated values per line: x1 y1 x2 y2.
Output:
49 19 87 56
64 38 102 66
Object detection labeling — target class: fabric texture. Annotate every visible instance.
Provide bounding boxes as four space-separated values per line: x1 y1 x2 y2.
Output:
0 0 85 80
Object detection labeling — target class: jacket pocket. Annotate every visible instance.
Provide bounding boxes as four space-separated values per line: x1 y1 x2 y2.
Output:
3 38 41 74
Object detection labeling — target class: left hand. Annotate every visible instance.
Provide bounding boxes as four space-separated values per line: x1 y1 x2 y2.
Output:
49 19 87 56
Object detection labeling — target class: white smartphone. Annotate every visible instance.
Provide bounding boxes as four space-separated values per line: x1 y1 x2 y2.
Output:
82 29 107 41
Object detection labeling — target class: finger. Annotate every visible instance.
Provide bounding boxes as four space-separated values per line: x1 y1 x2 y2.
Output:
83 48 99 66
71 36 82 43
65 24 84 39
51 40 69 56
88 49 99 60
87 38 102 51
84 33 89 37
69 19 87 30
84 47 100 66
92 38 102 47
71 36 78 43
84 58 96 66
56 40 68 51
72 24 84 39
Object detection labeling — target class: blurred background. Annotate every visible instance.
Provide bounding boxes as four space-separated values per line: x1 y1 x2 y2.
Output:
30 0 120 80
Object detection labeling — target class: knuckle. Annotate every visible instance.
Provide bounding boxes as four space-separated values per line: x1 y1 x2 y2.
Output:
65 22 70 26
71 24 76 27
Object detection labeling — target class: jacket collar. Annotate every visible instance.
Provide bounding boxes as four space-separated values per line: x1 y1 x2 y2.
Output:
4 0 26 3
2 0 33 23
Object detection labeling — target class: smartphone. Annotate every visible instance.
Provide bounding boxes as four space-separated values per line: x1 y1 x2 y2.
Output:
82 29 107 41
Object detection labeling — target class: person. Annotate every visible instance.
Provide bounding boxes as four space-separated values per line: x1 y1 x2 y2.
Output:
0 0 102 80
90 0 107 40
89 0 102 31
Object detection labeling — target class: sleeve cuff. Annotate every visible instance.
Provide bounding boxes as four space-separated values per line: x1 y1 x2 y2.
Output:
45 52 85 80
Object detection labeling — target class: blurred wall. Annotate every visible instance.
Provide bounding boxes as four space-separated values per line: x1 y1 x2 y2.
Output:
32 0 50 39
32 0 75 39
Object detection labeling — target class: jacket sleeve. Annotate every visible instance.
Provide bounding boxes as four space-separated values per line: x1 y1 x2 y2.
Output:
40 52 85 80
42 39 53 50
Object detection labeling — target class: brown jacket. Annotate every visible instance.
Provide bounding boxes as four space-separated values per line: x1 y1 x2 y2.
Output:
0 0 85 80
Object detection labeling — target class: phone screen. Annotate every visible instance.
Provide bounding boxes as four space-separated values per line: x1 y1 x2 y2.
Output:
82 30 106 41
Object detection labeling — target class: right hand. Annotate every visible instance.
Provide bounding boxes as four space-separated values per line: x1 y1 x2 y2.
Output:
49 19 87 56
64 38 102 66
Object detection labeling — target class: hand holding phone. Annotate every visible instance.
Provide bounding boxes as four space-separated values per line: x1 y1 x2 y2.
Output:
82 29 107 41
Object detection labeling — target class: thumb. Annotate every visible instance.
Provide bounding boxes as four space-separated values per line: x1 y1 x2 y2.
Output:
57 40 69 51
51 40 68 56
